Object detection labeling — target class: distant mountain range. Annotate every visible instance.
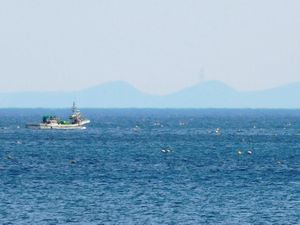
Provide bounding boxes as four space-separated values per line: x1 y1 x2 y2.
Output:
1 81 300 108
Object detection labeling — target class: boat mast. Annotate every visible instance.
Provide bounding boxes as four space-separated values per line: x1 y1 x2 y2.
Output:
70 101 82 123
72 101 80 114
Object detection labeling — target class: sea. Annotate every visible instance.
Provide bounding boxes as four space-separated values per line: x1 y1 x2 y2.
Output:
0 109 299 225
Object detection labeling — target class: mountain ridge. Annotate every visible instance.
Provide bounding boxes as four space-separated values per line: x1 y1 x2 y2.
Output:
0 80 300 108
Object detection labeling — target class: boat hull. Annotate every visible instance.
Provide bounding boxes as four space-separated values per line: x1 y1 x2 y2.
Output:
26 120 90 130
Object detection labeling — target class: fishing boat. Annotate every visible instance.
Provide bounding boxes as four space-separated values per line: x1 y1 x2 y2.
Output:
26 102 90 129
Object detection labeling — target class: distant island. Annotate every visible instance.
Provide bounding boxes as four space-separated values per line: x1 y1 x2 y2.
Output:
1 80 300 108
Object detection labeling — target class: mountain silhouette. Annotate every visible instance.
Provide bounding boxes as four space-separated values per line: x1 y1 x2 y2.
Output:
0 80 299 108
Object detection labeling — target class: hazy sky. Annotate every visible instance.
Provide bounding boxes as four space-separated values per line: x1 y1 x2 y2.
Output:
0 0 299 94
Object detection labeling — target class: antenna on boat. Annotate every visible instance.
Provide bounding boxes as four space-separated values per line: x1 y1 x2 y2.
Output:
72 101 76 112
72 101 78 110
72 101 80 114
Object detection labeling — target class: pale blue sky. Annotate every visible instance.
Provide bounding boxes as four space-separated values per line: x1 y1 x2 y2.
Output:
0 0 299 94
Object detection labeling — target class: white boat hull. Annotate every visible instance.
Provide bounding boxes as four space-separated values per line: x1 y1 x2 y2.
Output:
26 120 90 130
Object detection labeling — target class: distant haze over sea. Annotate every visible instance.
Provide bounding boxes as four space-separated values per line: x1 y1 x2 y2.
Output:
1 80 300 108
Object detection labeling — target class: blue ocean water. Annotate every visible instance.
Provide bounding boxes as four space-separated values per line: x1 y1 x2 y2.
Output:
0 109 299 225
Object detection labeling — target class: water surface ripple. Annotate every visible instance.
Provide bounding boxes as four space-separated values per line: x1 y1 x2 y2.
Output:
0 109 299 224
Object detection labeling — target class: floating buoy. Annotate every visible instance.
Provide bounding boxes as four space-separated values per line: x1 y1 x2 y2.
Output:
179 122 185 126
247 150 253 155
132 125 141 132
237 150 242 155
153 122 161 127
70 160 77 164
161 148 172 153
